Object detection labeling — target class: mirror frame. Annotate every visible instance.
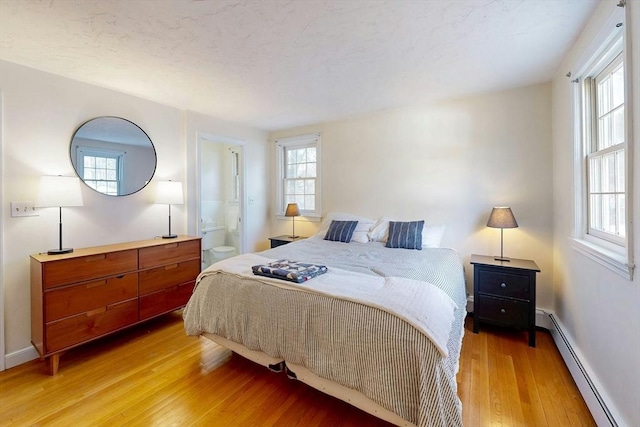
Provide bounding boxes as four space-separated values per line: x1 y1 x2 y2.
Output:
70 116 157 197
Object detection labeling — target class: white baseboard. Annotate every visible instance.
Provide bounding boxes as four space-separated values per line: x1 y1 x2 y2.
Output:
4 345 39 370
548 312 622 427
466 296 621 426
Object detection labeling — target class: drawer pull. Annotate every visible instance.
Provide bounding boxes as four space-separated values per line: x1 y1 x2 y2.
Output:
500 308 506 314
164 264 179 271
500 283 507 288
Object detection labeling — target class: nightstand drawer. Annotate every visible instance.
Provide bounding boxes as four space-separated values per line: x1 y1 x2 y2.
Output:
477 270 530 300
476 295 529 328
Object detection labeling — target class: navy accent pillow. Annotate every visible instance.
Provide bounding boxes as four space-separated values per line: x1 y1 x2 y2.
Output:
385 220 424 250
324 220 359 243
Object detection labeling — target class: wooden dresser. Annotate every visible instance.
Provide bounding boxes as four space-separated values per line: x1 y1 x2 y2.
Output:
30 236 201 374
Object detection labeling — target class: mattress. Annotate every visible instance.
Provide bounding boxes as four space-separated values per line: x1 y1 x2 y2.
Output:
183 237 467 427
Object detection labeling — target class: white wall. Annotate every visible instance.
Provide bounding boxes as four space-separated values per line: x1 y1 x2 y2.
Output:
0 60 268 366
270 83 554 303
551 1 640 426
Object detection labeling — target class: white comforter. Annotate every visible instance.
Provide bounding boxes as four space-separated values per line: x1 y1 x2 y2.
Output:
197 252 457 356
183 238 466 427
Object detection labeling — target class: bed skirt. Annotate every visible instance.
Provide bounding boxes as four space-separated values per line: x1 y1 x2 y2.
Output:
202 332 416 427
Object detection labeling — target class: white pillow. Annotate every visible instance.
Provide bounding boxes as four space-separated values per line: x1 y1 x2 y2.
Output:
368 217 445 248
422 224 446 248
316 212 375 243
367 216 393 242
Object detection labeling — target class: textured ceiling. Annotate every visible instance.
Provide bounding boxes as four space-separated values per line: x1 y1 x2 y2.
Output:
0 0 599 131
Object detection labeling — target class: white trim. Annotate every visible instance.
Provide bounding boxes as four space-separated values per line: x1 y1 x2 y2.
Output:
622 0 635 285
570 2 634 280
570 6 624 78
4 345 38 370
196 132 247 256
0 90 4 371
275 214 322 222
466 300 624 426
274 133 322 217
548 312 623 427
571 237 634 279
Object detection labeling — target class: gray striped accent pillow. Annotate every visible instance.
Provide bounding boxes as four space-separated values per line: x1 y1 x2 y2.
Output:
386 220 424 250
323 220 358 243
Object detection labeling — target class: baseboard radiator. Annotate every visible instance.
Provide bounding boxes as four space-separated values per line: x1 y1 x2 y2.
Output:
548 313 619 427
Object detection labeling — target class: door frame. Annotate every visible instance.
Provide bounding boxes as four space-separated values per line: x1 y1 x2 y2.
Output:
195 132 247 255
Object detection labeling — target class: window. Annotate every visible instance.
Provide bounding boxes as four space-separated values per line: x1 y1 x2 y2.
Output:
571 3 634 279
76 147 124 196
586 53 625 245
230 149 240 203
276 133 321 217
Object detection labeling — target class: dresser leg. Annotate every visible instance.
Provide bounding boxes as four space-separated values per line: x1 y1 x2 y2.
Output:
48 353 62 375
528 330 536 348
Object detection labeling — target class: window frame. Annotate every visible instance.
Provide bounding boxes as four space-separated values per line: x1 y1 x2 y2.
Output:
585 52 626 246
275 133 322 219
76 146 125 196
570 4 635 280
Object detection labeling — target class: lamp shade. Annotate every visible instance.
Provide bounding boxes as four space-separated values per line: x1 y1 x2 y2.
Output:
154 181 183 205
35 176 83 208
487 207 518 229
285 203 300 217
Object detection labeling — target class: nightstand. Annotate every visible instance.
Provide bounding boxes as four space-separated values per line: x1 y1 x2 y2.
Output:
470 254 540 347
269 235 306 248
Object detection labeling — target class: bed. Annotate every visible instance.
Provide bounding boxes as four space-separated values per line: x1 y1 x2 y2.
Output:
183 218 467 427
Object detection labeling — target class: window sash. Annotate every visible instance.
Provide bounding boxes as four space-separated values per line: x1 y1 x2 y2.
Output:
276 134 321 216
585 53 626 245
77 147 123 196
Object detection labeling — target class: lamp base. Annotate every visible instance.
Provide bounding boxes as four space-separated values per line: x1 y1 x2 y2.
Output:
288 235 299 239
162 234 178 239
48 248 73 255
494 256 511 262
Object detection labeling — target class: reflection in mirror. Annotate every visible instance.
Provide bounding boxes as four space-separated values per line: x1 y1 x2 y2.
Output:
70 117 157 196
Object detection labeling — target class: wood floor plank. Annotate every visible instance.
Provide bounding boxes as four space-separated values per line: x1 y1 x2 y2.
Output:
0 312 596 427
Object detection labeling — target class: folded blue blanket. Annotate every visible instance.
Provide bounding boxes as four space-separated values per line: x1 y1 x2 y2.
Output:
252 259 328 283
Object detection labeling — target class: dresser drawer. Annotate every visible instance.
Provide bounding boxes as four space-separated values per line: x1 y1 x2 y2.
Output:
139 281 195 320
45 299 138 353
139 240 200 269
42 250 138 289
477 269 530 300
45 273 138 322
476 295 529 329
139 259 200 295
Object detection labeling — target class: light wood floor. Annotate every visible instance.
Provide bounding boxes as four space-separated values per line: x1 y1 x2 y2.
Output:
0 312 595 426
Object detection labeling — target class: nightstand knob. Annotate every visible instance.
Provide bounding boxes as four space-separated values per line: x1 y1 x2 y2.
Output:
500 308 506 314
500 282 507 288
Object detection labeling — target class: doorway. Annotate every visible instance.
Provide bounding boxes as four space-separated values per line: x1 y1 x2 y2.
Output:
197 133 245 270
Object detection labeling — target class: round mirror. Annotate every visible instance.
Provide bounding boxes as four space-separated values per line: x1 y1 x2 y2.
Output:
70 117 157 196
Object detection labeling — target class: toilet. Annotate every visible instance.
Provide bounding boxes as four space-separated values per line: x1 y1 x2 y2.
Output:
202 225 237 265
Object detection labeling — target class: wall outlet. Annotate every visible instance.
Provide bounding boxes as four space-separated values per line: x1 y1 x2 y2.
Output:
11 202 39 217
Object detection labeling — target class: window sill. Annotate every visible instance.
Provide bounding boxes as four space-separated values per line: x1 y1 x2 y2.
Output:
276 214 322 223
570 237 634 280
